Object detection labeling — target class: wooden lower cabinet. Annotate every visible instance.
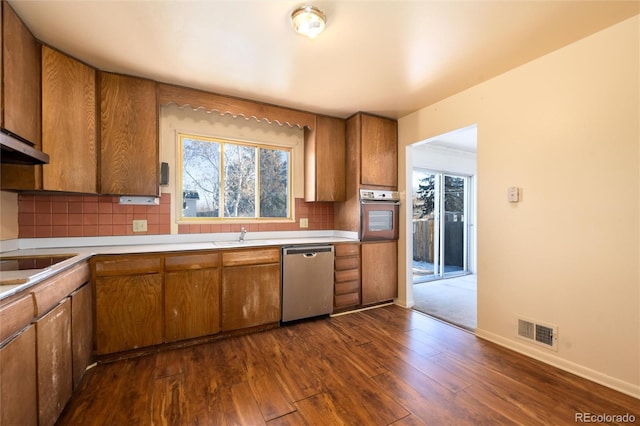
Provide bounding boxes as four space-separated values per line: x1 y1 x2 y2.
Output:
221 248 281 331
164 252 220 342
95 273 163 355
71 283 93 389
93 248 281 353
361 241 397 305
0 325 38 426
36 298 73 426
334 243 361 311
165 267 220 342
221 264 281 331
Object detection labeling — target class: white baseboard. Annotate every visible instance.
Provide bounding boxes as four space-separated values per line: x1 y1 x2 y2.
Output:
475 328 640 399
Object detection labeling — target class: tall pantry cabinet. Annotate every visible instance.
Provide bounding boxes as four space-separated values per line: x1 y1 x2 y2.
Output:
334 112 399 310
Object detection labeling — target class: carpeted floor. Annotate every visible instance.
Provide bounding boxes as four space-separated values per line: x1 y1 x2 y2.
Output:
412 274 477 331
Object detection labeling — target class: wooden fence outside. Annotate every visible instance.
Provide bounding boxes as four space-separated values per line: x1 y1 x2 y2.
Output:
413 219 464 267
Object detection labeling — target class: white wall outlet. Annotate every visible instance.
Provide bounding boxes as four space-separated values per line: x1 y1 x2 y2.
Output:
507 186 520 203
132 219 148 232
300 218 309 228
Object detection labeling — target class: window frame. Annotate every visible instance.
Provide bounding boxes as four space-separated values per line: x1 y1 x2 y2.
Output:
177 132 294 223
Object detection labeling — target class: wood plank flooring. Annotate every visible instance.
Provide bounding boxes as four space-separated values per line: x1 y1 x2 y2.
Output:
58 305 639 425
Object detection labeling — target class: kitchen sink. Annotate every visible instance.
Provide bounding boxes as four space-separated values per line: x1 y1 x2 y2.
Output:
0 254 77 271
212 240 277 248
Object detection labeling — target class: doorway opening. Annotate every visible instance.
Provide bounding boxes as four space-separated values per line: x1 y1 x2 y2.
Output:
412 171 469 283
409 125 477 331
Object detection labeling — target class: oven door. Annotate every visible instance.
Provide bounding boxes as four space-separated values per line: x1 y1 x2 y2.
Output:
360 201 399 241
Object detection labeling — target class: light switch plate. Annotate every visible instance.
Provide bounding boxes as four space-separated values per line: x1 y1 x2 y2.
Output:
508 186 520 203
132 219 148 232
300 218 309 228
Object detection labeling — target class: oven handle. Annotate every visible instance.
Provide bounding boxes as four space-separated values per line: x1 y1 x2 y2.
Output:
360 200 400 206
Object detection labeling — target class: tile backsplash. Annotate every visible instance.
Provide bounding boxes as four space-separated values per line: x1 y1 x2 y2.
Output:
17 193 334 238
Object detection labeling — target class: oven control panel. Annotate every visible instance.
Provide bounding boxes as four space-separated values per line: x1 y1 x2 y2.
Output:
360 189 400 201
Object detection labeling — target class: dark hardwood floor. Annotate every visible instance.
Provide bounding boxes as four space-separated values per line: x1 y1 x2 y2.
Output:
58 305 639 425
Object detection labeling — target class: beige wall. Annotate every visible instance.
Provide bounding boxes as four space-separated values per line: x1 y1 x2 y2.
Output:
0 191 18 240
398 16 639 397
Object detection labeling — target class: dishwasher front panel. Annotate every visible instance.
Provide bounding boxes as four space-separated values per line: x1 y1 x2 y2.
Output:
281 245 334 322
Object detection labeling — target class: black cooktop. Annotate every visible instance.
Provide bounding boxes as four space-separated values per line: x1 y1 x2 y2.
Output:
0 255 75 271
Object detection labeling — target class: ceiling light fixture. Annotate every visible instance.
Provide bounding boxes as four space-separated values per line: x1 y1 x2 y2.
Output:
290 5 326 39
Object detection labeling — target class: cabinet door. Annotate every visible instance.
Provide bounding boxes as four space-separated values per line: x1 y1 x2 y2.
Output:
71 283 93 389
305 115 346 202
0 325 38 426
334 243 361 311
99 71 158 196
36 298 73 426
361 241 397 305
221 263 281 331
165 268 220 342
1 1 40 144
95 274 163 354
0 1 42 190
42 46 97 193
360 114 397 188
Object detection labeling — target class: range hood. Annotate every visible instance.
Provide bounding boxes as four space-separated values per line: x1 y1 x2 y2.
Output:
0 130 49 165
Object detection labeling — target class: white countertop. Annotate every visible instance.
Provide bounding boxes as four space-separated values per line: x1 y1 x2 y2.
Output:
0 231 358 301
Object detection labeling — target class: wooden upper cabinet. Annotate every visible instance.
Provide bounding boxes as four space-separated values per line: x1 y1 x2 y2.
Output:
304 115 346 202
358 113 398 188
0 1 42 190
1 1 40 145
42 46 97 193
99 71 158 196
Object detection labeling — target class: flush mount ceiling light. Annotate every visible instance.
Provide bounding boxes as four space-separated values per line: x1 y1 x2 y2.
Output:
290 5 326 39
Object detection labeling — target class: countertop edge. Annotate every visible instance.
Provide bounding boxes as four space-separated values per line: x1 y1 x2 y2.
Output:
0 231 360 301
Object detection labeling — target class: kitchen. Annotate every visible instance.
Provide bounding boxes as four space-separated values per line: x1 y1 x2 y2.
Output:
3 0 640 426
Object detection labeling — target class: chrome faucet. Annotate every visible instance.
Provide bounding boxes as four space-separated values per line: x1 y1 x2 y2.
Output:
239 227 247 242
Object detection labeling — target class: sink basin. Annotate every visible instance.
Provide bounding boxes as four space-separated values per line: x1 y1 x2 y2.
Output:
213 240 277 248
213 241 245 247
0 254 77 271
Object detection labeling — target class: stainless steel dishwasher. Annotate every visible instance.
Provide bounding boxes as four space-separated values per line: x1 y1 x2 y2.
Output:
281 245 334 322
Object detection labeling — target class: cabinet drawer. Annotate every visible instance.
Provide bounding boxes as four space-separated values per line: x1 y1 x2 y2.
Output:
335 256 359 271
165 252 219 271
0 295 34 343
32 263 89 317
335 268 359 283
222 248 280 267
93 255 161 277
334 292 360 308
335 244 359 257
335 280 360 296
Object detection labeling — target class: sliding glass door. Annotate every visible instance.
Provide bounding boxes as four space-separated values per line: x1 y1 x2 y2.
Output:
412 170 469 283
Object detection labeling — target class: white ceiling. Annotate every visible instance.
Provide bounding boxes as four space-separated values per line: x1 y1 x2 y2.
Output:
418 125 478 153
9 1 639 123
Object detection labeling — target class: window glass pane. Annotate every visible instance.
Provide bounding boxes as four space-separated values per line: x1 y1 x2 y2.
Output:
179 133 292 221
182 138 220 217
223 144 256 218
259 148 289 218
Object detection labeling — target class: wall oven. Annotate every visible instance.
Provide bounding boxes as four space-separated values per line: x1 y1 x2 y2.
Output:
360 189 400 241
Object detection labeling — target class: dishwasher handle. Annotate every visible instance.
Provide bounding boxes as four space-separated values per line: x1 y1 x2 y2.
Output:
282 245 334 256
